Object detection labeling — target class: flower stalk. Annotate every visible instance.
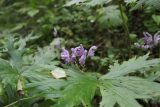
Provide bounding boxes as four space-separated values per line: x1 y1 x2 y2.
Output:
118 2 130 37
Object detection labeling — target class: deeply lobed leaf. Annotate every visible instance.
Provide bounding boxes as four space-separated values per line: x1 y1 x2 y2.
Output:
101 54 160 79
54 69 98 107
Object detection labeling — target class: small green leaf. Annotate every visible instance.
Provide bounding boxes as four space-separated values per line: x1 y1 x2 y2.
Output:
27 9 39 17
152 14 160 26
98 5 123 28
129 33 137 40
11 23 27 32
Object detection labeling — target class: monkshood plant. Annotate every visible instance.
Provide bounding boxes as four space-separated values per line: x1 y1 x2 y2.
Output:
28 45 160 107
0 34 59 107
1 35 160 107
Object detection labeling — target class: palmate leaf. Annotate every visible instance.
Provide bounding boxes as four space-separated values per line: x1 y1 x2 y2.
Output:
26 67 98 107
98 5 124 28
115 77 160 96
21 65 51 82
26 78 66 99
100 76 160 107
100 85 142 107
0 58 19 85
99 54 160 107
33 46 59 66
22 43 59 82
25 67 67 100
53 69 98 107
4 36 24 70
101 54 160 79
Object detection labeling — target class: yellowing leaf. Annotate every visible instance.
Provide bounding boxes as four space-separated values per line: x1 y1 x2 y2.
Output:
51 68 67 79
17 79 23 91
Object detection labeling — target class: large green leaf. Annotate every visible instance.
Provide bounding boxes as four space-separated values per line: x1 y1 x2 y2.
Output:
26 78 66 99
22 66 51 82
100 86 142 107
100 76 160 107
101 54 160 79
115 77 160 96
99 54 160 107
54 69 98 107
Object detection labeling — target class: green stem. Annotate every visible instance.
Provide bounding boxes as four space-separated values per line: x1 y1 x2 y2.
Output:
118 2 129 37
118 1 131 57
4 96 36 107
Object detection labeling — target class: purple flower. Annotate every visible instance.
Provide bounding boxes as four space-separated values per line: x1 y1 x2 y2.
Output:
135 31 160 50
88 46 97 57
79 50 87 66
153 31 160 45
60 44 97 65
143 32 153 45
74 44 85 57
70 48 76 62
60 48 70 63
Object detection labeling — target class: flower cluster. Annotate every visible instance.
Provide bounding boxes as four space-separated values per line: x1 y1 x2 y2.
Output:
60 44 97 66
134 31 160 50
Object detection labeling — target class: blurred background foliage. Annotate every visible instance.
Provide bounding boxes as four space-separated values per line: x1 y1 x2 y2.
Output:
0 0 160 60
